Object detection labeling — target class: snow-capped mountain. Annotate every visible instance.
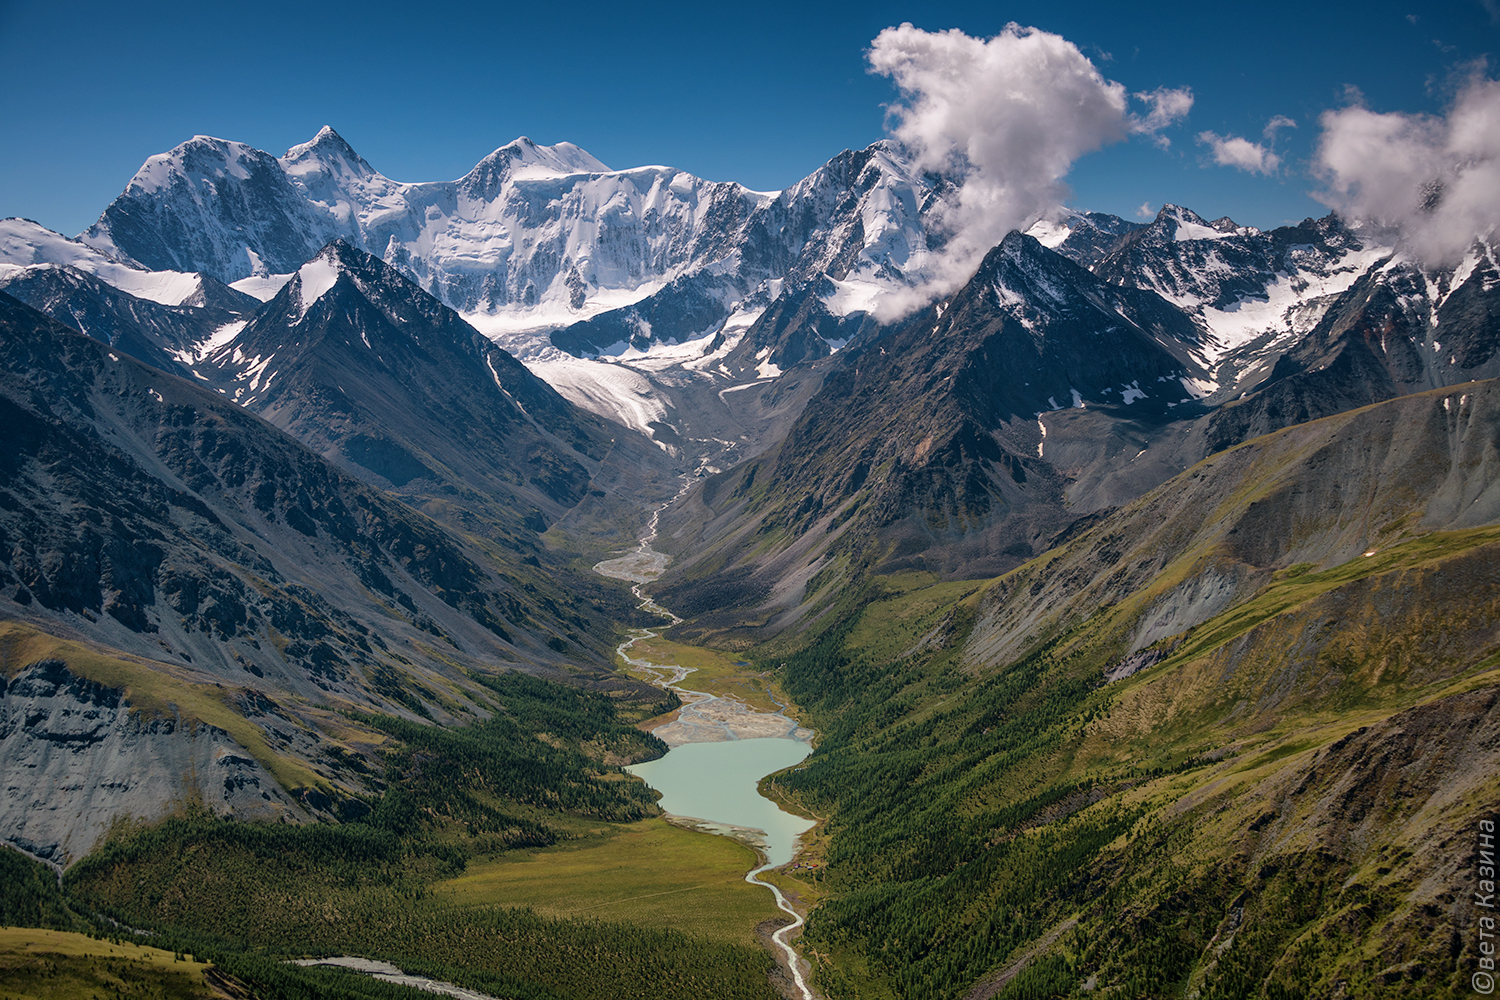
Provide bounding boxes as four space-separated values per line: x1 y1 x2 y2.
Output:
1089 206 1392 399
35 125 1500 493
78 128 948 358
60 127 959 471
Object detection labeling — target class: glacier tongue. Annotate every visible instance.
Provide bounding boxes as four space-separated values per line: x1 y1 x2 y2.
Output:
524 348 671 438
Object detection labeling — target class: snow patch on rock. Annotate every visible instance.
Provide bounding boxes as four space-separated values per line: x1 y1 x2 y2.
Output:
296 255 341 318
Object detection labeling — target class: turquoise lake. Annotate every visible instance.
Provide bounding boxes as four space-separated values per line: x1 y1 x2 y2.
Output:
626 738 815 867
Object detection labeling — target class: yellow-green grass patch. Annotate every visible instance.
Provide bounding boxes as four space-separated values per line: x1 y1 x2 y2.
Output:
0 927 214 1000
432 818 781 945
844 576 984 666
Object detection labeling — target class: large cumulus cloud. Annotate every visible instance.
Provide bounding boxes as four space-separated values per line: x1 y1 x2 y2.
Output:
867 23 1188 317
1315 75 1500 266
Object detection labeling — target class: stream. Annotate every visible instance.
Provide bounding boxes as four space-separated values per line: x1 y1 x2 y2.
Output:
594 498 820 1000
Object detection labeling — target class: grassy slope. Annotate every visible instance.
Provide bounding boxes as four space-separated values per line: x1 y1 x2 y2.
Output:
742 380 1500 1000
764 531 1500 999
0 928 215 1000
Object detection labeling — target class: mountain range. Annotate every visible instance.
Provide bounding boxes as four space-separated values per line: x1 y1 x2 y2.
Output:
1 124 1497 999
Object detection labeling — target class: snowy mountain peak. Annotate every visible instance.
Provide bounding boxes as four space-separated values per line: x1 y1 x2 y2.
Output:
470 136 611 181
290 124 350 153
1152 204 1259 242
281 126 376 181
124 135 275 196
286 239 377 321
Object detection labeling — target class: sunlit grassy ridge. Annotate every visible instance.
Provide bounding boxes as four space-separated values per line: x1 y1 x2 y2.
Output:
759 523 1500 999
0 927 216 1000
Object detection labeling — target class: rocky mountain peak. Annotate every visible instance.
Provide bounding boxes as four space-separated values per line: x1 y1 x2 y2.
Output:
288 243 352 322
1148 203 1259 242
979 230 1095 317
264 238 434 334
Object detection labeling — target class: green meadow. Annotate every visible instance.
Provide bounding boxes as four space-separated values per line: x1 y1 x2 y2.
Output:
434 816 781 944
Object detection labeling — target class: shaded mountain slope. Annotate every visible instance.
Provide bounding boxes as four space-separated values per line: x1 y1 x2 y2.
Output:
0 292 558 680
0 293 663 860
0 262 258 379
653 232 1209 641
655 224 1500 645
713 278 883 379
200 240 676 551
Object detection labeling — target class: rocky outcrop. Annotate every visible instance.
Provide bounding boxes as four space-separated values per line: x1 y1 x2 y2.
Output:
0 660 298 865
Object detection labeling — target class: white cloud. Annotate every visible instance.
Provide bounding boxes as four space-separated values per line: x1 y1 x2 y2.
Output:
1136 201 1156 219
1263 115 1298 139
1197 131 1282 174
1131 87 1196 146
1314 75 1500 265
867 22 1145 317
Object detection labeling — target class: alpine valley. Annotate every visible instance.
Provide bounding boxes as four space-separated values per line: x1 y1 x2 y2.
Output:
0 126 1496 1000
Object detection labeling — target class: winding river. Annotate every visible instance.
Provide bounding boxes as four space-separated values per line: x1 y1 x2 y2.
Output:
594 501 819 1000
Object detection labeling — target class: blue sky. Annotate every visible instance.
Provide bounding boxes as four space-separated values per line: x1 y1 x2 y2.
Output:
1 0 1496 237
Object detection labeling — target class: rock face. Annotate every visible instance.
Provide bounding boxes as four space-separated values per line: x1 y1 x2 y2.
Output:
0 291 659 859
0 660 295 865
